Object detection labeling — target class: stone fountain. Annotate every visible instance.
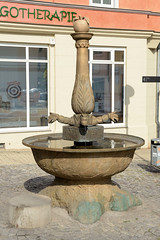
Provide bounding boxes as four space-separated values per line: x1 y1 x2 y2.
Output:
23 16 144 224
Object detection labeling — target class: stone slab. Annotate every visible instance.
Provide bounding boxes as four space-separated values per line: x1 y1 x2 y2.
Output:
9 192 51 228
63 125 104 142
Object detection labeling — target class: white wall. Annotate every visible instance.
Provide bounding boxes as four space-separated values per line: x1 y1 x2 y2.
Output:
90 33 157 147
54 33 76 132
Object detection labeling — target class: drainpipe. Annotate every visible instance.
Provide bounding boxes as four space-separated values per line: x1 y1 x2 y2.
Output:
156 82 159 138
156 45 160 138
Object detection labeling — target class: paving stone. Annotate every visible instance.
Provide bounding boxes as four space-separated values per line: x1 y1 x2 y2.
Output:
0 148 159 239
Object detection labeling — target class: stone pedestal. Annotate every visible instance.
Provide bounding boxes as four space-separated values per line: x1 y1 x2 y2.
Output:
40 178 142 224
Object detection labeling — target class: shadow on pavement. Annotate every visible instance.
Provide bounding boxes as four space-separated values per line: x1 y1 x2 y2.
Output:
24 175 55 193
135 152 160 173
138 163 160 173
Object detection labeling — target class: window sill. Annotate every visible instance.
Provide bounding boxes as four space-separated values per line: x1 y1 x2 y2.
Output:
90 4 114 8
0 126 51 134
101 123 126 128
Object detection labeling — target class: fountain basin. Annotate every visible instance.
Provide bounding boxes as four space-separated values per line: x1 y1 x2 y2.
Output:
23 133 144 223
22 133 144 181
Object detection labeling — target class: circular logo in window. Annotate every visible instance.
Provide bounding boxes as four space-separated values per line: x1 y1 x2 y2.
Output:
7 84 21 98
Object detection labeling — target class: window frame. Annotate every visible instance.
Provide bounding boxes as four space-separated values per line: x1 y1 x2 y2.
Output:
89 47 126 128
90 0 119 8
0 43 49 133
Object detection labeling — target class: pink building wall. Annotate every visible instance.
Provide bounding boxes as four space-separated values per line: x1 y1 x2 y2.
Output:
120 0 160 12
33 0 160 12
1 0 160 33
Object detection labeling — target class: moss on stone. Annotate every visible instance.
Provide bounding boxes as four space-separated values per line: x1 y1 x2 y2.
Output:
109 191 142 211
73 201 103 224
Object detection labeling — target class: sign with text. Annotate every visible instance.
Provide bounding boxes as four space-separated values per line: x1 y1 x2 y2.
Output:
0 1 78 26
1 1 160 31
142 76 160 83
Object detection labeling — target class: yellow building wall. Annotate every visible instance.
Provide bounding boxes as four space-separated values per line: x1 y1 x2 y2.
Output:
0 23 158 148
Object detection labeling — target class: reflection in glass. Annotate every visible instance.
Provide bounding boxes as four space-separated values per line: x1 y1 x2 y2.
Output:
29 63 48 127
115 51 124 62
92 64 112 120
103 0 111 4
29 48 47 60
114 64 124 123
0 46 25 59
93 0 101 3
0 62 26 128
93 51 110 60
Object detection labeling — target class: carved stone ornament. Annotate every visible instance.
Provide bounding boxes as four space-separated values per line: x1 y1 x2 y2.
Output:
73 15 89 32
71 74 95 114
48 112 118 127
75 40 89 48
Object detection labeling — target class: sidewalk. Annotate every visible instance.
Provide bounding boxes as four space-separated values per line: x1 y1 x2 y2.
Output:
0 149 35 165
0 148 160 240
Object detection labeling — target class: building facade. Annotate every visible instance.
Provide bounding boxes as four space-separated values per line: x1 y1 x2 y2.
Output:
0 0 160 149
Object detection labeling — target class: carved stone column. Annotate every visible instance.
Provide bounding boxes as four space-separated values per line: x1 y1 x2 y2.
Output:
71 33 95 114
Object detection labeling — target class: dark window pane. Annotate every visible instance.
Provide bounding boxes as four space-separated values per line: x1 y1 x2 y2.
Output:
0 46 25 59
29 48 47 60
0 62 26 128
29 63 48 127
115 51 124 62
114 64 124 123
93 0 101 3
103 0 111 4
92 64 112 120
93 51 111 60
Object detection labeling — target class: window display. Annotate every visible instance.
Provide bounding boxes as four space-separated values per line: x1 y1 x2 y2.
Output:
0 45 48 130
89 48 125 125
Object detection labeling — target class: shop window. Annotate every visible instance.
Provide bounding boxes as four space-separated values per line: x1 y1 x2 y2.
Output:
0 45 48 130
89 48 125 125
90 0 119 8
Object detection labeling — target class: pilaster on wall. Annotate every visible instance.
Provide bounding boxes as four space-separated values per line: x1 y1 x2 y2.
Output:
147 34 160 143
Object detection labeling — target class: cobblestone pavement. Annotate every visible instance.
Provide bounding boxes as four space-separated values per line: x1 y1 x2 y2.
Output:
0 148 160 240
